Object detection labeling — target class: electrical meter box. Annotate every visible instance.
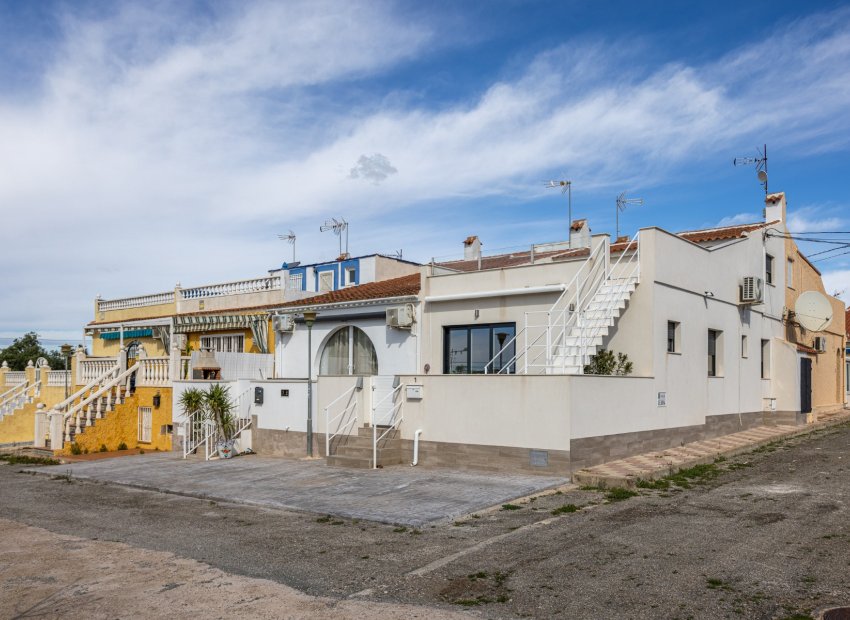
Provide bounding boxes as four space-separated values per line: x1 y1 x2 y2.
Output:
254 386 264 405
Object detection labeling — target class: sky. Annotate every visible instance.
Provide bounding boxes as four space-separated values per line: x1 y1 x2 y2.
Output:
1 0 849 342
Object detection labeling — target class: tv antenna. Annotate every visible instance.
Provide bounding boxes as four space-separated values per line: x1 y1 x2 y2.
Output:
544 179 572 246
616 192 644 240
277 230 296 263
320 218 349 257
388 249 403 260
733 144 768 195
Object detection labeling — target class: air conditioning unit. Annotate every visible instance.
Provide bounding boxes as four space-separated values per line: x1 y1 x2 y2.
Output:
814 336 827 353
274 315 296 332
740 276 764 304
386 304 415 328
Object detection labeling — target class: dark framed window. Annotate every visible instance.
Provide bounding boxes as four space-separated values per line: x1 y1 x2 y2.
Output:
765 254 774 285
708 329 720 377
444 323 516 374
667 321 680 353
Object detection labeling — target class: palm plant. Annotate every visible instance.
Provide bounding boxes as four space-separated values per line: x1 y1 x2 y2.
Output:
204 384 236 443
179 387 206 447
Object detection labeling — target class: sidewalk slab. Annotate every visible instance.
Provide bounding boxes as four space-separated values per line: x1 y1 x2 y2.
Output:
23 454 567 527
573 410 850 488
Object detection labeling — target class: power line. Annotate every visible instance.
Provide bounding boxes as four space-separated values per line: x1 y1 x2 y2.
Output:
813 247 850 263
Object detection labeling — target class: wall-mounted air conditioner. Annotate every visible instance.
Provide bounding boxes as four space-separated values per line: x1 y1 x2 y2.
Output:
740 276 764 304
814 336 827 353
386 304 415 328
274 315 296 332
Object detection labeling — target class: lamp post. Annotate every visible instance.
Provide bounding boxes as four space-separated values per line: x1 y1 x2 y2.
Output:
60 344 72 399
303 311 318 457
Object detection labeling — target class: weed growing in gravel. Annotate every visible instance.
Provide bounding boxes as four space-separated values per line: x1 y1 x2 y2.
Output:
727 461 753 471
605 488 638 502
316 515 333 523
635 478 670 490
0 455 59 466
468 571 488 580
551 504 579 515
52 470 74 483
666 463 720 488
117 442 128 451
501 503 522 511
706 577 733 591
393 526 408 533
454 597 490 606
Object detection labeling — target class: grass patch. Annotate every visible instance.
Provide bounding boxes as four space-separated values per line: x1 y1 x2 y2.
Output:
0 454 60 466
706 577 734 591
315 515 333 523
635 478 670 490
69 443 82 455
117 442 128 451
393 526 408 533
501 503 522 511
666 463 720 489
551 503 580 515
453 597 490 607
605 487 638 502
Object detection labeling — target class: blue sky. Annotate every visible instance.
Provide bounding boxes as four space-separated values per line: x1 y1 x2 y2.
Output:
0 0 848 342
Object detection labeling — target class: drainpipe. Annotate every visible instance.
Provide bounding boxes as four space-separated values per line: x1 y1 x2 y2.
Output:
411 429 423 466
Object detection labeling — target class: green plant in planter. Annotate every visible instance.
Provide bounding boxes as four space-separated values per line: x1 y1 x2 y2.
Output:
204 384 237 458
583 349 633 376
179 387 206 439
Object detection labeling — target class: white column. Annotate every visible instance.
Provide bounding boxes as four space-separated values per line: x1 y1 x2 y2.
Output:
34 406 47 448
48 412 64 450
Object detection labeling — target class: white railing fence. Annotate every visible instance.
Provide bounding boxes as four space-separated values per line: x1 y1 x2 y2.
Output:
47 370 72 387
180 276 281 300
98 291 175 312
182 387 253 461
53 364 120 415
0 380 41 418
371 383 404 470
137 357 171 386
4 371 26 386
78 358 119 385
324 383 360 457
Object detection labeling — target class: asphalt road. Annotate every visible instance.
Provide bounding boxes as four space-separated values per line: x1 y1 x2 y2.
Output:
2 421 849 619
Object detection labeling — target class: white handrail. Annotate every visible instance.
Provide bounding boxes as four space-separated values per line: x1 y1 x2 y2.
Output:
63 363 140 443
324 383 361 457
53 364 120 413
372 383 404 469
0 380 41 418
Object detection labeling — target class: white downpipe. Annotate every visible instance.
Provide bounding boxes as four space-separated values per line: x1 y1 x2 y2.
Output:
411 429 423 466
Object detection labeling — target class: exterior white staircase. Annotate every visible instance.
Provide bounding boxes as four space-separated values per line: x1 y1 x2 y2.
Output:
485 233 640 375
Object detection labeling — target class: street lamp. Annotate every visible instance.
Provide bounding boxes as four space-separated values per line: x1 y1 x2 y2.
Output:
303 311 318 457
60 344 73 399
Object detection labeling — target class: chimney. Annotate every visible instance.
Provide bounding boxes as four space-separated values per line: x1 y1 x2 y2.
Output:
764 192 786 223
569 219 591 249
463 235 481 261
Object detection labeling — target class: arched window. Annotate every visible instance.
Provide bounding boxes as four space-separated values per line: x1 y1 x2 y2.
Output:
126 341 140 360
319 326 378 375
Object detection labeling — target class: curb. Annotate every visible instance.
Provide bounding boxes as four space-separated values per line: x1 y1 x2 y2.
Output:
573 412 850 489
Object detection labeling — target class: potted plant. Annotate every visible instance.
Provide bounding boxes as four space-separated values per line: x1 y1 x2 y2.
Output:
204 384 237 459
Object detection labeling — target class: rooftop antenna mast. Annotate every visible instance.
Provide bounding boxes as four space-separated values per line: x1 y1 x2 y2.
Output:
277 230 297 263
544 178 572 247
320 218 349 257
733 144 768 195
616 192 644 240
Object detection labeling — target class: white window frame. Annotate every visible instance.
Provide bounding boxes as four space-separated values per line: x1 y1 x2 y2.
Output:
761 339 771 379
787 258 794 289
138 406 152 443
765 254 774 285
667 321 680 354
200 333 245 353
319 271 334 292
345 267 356 286
741 334 748 358
289 273 303 290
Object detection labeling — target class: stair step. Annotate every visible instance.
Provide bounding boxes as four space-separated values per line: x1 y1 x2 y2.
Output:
357 426 400 439
336 444 401 459
326 454 375 469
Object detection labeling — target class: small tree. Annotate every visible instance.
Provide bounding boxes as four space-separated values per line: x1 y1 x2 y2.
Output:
204 384 236 443
0 332 65 370
583 349 633 376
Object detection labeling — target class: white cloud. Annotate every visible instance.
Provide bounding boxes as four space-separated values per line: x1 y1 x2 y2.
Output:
717 213 760 227
822 270 850 301
786 206 846 234
3 4 850 336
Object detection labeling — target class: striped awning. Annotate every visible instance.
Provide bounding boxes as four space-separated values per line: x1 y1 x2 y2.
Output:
100 328 153 340
174 314 265 333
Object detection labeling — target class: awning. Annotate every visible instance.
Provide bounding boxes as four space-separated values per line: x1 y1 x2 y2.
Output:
100 328 153 340
174 314 269 354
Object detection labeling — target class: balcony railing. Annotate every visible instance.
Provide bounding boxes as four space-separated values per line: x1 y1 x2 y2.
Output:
98 291 175 312
180 276 281 300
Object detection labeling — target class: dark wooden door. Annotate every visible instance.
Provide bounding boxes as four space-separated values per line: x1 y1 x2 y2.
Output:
800 357 812 414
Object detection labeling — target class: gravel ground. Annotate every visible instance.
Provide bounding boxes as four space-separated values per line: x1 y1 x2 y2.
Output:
2 421 849 619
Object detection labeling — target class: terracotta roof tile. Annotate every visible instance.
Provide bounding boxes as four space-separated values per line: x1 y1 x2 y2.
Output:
797 344 818 355
570 219 587 231
677 220 777 244
845 308 850 338
765 192 785 203
279 274 421 308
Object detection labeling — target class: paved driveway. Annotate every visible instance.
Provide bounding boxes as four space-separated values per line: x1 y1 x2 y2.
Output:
37 454 567 526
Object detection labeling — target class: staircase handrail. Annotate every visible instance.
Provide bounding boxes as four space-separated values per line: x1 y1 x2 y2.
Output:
578 233 640 365
52 364 120 413
0 380 42 417
372 383 404 470
63 362 140 426
325 384 359 457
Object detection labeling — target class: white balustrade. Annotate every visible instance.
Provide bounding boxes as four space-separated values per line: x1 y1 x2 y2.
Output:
97 291 175 312
137 357 171 386
47 370 72 387
180 276 281 300
78 359 118 385
4 371 26 385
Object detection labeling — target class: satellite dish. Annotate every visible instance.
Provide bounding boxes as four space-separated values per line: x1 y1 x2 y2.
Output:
794 291 833 332
757 170 768 183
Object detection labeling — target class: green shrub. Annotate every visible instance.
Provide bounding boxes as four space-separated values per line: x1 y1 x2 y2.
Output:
99 444 108 453
69 443 82 455
139 448 145 455
117 442 128 451
583 349 633 375
605 487 638 502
